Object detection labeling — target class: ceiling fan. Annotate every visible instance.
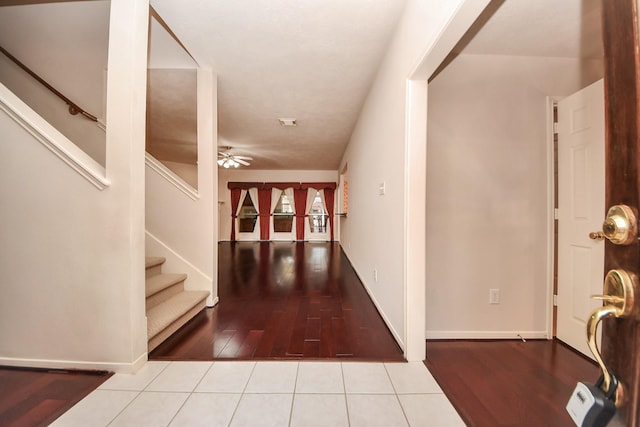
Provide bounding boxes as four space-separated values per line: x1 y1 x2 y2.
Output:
217 146 253 168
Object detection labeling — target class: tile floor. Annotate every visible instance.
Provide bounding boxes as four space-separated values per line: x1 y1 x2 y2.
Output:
51 361 464 427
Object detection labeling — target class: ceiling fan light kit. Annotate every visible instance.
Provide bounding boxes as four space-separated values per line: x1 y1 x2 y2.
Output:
217 158 240 168
218 146 253 168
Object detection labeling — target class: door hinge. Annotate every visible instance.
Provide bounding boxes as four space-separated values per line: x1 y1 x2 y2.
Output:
553 294 558 306
554 208 559 220
553 122 559 134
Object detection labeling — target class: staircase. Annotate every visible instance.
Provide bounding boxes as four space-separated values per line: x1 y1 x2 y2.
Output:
145 257 209 352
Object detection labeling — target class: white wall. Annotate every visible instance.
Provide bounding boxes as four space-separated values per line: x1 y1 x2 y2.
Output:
0 0 149 372
146 69 217 304
218 169 338 242
338 0 465 353
426 53 603 338
0 2 109 165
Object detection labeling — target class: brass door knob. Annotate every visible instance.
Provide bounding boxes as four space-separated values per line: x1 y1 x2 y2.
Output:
587 269 636 403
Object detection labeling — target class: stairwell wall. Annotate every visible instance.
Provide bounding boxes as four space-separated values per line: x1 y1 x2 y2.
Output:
0 0 149 373
145 68 217 305
0 1 110 165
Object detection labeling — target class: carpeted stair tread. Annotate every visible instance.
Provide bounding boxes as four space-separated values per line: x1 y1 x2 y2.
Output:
145 257 165 269
147 290 209 340
146 273 187 298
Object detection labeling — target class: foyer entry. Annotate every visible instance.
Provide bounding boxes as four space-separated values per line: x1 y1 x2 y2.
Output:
150 242 403 361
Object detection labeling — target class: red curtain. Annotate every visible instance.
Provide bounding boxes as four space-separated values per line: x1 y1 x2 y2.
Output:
228 182 336 241
301 182 337 190
227 182 256 190
258 188 272 241
230 188 242 241
293 188 307 241
324 188 335 241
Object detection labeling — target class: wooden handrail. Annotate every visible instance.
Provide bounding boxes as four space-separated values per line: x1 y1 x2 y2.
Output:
0 45 98 122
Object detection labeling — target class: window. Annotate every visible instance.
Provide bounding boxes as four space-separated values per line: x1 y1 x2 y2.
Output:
238 193 258 232
273 191 294 233
308 190 328 233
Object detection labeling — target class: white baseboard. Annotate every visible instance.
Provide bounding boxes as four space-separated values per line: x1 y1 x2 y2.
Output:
363 281 404 351
426 330 550 340
0 351 148 374
207 295 219 308
339 246 405 352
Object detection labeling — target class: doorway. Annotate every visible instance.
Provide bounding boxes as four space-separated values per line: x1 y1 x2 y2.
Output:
424 0 604 341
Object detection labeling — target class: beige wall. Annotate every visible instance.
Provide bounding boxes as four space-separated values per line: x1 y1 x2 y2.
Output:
146 69 217 305
0 0 149 372
426 53 603 338
0 2 109 165
338 0 466 353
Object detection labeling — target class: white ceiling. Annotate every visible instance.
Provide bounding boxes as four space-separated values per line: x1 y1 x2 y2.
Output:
150 0 603 170
1 0 604 171
150 0 408 170
461 0 602 58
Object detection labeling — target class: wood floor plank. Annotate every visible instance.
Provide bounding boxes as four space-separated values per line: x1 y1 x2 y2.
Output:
305 318 321 341
216 330 245 358
12 399 66 427
252 310 284 357
286 298 310 357
0 367 111 427
236 330 264 358
212 330 236 357
303 340 321 357
270 298 301 357
319 309 336 357
332 317 353 357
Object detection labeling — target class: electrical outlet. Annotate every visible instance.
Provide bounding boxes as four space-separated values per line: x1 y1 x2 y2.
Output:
379 182 385 196
373 268 378 282
489 288 500 304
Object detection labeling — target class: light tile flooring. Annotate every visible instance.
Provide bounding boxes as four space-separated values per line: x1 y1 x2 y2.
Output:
51 361 464 427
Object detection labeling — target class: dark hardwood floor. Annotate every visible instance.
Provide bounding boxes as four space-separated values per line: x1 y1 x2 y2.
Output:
426 339 599 427
0 367 111 427
150 241 405 361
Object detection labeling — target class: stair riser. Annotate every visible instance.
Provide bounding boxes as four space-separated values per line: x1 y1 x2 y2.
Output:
148 300 207 352
146 265 163 279
146 282 184 309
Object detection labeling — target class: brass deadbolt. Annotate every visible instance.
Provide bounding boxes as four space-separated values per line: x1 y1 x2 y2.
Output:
601 205 637 245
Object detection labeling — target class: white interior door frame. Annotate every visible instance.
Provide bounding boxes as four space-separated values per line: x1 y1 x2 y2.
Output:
405 0 491 361
545 96 562 339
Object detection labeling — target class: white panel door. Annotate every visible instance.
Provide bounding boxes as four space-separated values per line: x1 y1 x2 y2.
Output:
557 79 605 358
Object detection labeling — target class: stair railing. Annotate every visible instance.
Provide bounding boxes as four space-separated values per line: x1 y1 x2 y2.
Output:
0 45 98 122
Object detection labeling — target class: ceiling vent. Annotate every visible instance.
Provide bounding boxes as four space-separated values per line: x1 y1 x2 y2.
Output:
278 118 297 126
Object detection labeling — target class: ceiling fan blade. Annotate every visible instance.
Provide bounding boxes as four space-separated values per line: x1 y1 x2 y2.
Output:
233 155 254 160
234 158 250 166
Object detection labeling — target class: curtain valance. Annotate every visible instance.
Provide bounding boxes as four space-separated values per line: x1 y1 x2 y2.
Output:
227 182 337 190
